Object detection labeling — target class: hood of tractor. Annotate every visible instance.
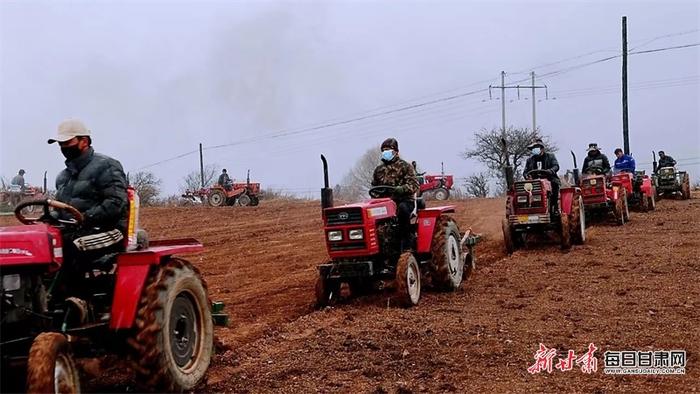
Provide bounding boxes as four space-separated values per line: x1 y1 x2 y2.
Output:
0 223 61 268
322 198 396 259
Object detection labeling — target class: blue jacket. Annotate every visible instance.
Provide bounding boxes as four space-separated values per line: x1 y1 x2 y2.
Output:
614 154 636 174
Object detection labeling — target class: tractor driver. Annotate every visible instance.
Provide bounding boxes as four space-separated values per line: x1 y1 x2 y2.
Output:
582 143 611 175
48 119 128 274
657 151 677 169
218 168 232 191
613 148 636 174
523 139 561 213
371 138 420 251
11 169 26 190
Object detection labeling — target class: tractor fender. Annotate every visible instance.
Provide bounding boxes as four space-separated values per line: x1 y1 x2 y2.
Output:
640 178 653 196
415 207 455 253
109 254 158 329
559 187 579 215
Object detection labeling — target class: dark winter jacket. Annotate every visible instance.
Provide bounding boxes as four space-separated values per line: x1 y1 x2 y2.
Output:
218 173 231 186
658 155 676 168
614 154 636 173
55 147 128 232
582 152 611 174
523 152 560 184
372 156 420 200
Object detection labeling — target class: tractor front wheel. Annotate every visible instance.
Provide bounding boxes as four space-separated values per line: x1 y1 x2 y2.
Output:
249 195 260 206
622 191 631 222
395 252 421 307
129 258 213 392
433 188 449 201
26 332 81 394
238 194 252 206
430 216 464 291
208 190 226 207
648 192 656 210
502 218 515 255
315 276 339 308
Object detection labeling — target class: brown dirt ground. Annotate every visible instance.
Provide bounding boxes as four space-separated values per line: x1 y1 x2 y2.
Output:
2 193 698 392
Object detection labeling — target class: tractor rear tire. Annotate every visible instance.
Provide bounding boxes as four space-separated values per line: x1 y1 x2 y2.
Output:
681 174 691 200
315 276 339 308
570 195 586 245
238 194 252 206
26 332 81 394
395 252 421 307
559 214 571 250
128 258 213 392
614 188 626 226
208 190 226 207
502 218 515 255
250 196 260 206
433 188 449 201
429 216 463 291
622 190 630 222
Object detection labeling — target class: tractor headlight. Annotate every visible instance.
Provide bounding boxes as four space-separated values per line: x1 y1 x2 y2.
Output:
532 195 542 202
2 274 21 292
517 196 527 203
327 230 343 242
348 229 364 240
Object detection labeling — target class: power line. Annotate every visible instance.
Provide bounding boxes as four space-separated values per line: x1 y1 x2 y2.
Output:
134 41 700 170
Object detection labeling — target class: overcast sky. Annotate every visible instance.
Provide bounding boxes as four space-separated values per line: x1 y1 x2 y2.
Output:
1 0 698 196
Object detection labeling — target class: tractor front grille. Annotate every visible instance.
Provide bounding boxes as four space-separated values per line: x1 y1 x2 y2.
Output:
329 241 366 251
515 181 543 194
325 208 363 226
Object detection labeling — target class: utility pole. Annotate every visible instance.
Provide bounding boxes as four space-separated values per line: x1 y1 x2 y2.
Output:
500 71 506 134
489 72 548 134
622 16 630 154
199 143 204 188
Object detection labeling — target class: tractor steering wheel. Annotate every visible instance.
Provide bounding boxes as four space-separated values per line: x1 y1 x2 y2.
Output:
369 185 396 199
526 169 552 180
584 166 606 175
14 199 84 226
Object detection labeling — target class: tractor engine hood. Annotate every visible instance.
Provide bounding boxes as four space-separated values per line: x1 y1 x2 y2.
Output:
0 223 60 268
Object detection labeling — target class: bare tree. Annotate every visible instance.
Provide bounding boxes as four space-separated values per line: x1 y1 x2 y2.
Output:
335 145 380 200
181 164 219 192
130 171 162 206
464 172 491 198
462 126 557 194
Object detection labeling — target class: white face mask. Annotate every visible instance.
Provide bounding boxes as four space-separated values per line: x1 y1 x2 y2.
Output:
531 147 542 156
381 149 395 161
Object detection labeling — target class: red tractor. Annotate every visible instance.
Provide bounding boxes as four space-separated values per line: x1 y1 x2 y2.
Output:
502 167 586 254
418 163 453 201
611 171 656 212
208 170 260 207
0 189 225 392
315 155 480 308
571 152 629 225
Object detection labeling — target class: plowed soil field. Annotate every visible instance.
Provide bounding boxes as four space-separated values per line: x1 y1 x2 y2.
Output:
2 194 698 392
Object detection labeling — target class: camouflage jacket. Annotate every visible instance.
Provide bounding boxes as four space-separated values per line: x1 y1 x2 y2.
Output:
371 157 419 200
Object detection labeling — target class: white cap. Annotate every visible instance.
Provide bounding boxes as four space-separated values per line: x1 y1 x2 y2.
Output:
48 118 91 144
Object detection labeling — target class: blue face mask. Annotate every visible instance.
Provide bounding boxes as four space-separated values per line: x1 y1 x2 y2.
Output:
381 150 395 161
531 147 542 156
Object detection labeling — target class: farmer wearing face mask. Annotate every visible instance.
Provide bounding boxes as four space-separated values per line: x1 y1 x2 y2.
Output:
371 137 420 251
523 139 561 213
48 118 128 273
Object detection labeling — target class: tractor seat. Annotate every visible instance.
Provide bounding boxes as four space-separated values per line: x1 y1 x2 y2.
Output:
416 197 426 210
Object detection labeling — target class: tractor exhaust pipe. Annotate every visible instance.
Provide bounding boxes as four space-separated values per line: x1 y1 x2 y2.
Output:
501 138 514 190
43 171 48 194
652 151 658 174
321 155 334 209
571 151 580 185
